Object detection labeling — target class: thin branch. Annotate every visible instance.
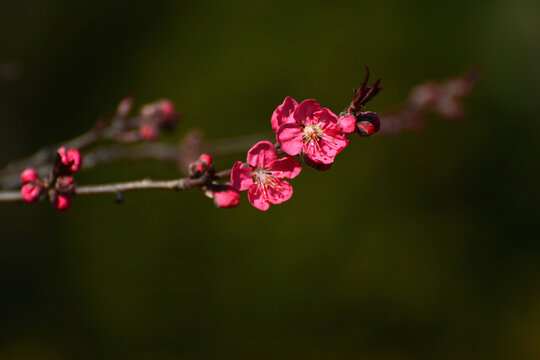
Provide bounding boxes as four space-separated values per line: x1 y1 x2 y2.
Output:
0 169 232 203
0 190 26 202
0 97 180 183
378 68 480 135
0 128 112 182
0 132 270 190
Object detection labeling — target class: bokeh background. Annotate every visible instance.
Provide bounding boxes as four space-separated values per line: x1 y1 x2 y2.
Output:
1 0 539 359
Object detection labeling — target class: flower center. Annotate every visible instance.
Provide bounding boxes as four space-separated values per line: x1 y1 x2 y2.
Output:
252 167 284 200
253 168 274 185
303 123 323 142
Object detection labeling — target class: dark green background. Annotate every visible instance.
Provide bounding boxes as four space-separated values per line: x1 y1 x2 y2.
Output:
1 0 539 359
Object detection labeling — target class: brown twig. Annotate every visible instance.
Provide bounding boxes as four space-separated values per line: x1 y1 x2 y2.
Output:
0 97 180 184
0 126 116 182
0 68 480 208
379 68 480 135
0 169 232 203
0 132 271 190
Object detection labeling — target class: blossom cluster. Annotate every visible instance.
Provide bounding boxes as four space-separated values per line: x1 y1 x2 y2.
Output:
231 96 380 210
20 147 81 211
138 99 180 142
14 86 381 211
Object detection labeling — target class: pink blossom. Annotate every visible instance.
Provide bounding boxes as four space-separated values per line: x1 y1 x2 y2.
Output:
21 184 41 203
231 141 301 211
20 168 39 184
211 184 240 208
57 147 82 173
275 99 349 165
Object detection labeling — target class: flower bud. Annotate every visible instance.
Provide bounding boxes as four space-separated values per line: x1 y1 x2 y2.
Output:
116 96 134 118
338 114 357 134
57 147 82 173
355 112 380 136
199 154 212 167
140 99 180 132
54 194 71 211
20 168 39 184
160 100 177 122
189 154 213 178
56 176 75 193
21 184 41 203
140 124 159 141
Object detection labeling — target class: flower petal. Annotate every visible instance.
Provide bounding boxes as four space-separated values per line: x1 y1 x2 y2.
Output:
338 114 357 133
270 96 298 133
266 178 293 205
321 128 350 157
231 161 253 191
304 141 334 164
269 156 302 179
247 141 278 168
276 123 303 156
303 133 348 165
248 185 270 211
294 99 320 125
315 107 339 122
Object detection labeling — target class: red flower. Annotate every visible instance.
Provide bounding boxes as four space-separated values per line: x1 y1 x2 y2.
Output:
231 141 301 211
275 98 349 165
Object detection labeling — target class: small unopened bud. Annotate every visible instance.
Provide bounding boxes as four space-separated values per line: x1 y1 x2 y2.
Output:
160 100 176 120
54 194 72 211
199 154 212 167
56 176 75 193
189 154 213 178
21 184 41 203
355 112 380 136
338 114 357 134
116 96 134 118
301 152 332 171
57 147 82 173
140 124 159 141
20 168 39 184
140 99 180 132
